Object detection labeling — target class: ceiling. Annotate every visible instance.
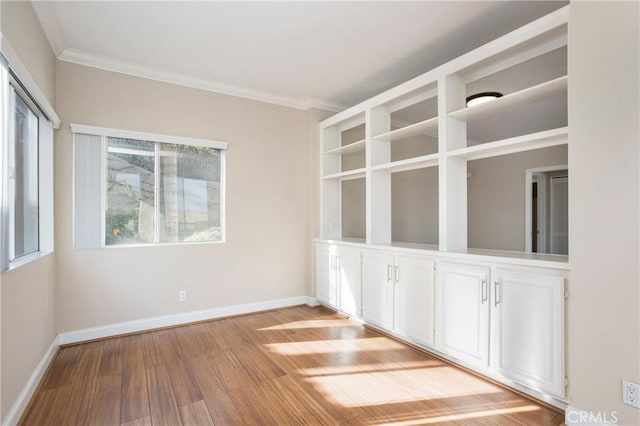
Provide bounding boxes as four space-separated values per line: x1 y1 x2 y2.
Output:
31 1 567 111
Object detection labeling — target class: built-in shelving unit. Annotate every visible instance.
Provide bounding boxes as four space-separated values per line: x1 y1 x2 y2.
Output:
319 5 569 258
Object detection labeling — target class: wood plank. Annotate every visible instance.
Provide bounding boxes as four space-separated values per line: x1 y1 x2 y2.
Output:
165 356 203 406
186 354 243 425
90 374 122 426
99 338 123 376
121 415 152 426
146 363 182 426
178 400 214 426
120 369 149 423
140 332 164 367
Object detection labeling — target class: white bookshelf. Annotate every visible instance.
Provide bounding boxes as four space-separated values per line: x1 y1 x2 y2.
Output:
319 5 569 256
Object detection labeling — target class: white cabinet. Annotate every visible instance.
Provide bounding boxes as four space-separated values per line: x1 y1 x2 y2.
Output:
361 250 395 329
394 254 435 347
436 263 490 368
315 243 361 316
336 246 362 316
315 241 567 402
361 250 436 345
315 243 337 306
492 268 565 397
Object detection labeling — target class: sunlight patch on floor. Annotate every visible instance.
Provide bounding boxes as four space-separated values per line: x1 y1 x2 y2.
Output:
259 319 357 330
264 337 406 355
299 359 443 377
305 368 504 407
381 404 542 425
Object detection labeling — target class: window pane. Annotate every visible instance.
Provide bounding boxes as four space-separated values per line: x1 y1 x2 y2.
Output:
12 93 39 258
158 143 222 243
106 138 155 245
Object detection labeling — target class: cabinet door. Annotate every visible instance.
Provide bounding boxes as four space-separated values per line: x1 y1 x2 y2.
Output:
315 244 337 307
336 246 362 317
493 269 565 397
436 263 490 367
361 250 395 330
394 254 435 347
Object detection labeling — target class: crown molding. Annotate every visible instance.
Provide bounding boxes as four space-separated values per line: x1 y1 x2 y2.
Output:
59 47 346 112
30 0 347 112
30 1 65 56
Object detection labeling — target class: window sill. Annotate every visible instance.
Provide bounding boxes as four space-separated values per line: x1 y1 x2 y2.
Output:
3 250 54 274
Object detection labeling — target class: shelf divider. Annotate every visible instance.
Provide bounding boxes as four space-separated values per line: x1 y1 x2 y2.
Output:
371 153 439 174
447 127 568 161
323 167 367 181
448 76 567 121
372 116 439 142
323 139 366 155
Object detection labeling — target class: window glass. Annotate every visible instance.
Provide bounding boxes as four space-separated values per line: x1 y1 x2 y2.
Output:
106 138 155 245
103 137 223 246
158 143 222 243
11 91 39 258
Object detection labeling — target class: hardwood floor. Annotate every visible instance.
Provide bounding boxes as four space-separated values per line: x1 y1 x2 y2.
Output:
21 306 565 425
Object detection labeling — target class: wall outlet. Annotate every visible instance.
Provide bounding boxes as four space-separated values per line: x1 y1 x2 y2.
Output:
623 380 640 408
178 289 187 303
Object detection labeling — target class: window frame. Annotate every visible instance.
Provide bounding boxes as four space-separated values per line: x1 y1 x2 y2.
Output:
1 58 55 272
71 124 227 249
8 76 41 261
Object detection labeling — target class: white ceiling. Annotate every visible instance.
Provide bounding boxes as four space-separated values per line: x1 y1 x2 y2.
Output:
31 1 567 111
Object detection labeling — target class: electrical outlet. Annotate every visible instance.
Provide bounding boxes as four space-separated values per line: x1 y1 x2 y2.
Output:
623 380 640 408
178 289 187 303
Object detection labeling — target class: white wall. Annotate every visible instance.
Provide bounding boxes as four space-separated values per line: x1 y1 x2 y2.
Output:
568 2 639 424
0 1 58 421
55 61 311 333
467 145 567 252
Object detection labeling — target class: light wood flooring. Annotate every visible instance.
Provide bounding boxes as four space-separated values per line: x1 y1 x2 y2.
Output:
21 306 564 425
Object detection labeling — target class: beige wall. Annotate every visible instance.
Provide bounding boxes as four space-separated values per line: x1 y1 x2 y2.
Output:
55 61 310 332
1 255 57 420
0 0 58 421
568 2 639 424
467 145 567 252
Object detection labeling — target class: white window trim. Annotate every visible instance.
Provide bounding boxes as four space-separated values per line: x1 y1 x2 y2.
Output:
72 124 227 249
70 123 228 150
1 50 56 272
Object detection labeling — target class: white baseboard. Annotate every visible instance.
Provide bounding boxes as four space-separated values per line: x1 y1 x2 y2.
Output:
3 337 60 426
305 296 319 306
59 296 310 345
565 405 617 425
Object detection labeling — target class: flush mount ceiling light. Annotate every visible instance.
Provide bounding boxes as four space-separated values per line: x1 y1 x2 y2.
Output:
466 91 503 107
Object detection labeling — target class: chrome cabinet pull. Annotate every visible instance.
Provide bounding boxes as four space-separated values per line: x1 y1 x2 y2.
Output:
494 280 501 306
395 266 400 283
387 264 392 282
481 279 487 303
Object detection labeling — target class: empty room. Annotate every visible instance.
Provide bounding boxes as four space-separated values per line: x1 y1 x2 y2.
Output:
0 1 638 425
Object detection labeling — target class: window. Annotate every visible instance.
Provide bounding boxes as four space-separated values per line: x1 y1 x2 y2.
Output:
73 125 226 248
9 85 40 259
1 55 55 272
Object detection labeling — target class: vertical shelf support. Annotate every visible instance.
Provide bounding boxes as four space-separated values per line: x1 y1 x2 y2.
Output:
366 107 391 244
321 126 342 239
438 75 468 250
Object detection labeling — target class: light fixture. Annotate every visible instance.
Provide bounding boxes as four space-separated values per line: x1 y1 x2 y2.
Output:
466 91 503 107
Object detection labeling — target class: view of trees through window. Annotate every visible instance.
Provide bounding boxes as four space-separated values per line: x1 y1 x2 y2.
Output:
106 137 222 246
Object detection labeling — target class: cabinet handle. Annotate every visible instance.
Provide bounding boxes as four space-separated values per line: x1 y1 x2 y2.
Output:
481 279 487 303
387 264 392 282
395 266 400 283
494 280 501 306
